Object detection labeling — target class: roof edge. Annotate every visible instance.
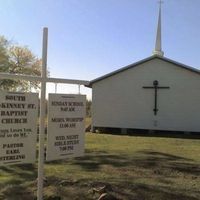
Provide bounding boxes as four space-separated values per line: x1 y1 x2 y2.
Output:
86 55 200 88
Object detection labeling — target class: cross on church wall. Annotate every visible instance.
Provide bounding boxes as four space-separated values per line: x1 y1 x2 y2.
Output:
143 80 170 115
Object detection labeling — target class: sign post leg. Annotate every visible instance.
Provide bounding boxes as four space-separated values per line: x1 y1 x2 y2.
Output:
37 27 48 200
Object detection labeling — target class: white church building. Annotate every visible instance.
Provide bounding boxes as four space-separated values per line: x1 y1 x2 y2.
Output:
87 3 200 133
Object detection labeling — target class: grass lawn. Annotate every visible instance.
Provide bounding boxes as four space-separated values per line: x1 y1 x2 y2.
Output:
0 133 199 200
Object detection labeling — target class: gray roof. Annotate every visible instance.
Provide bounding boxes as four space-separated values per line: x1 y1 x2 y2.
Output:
87 55 200 88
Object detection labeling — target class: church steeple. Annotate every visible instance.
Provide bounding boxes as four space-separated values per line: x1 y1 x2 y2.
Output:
153 0 164 57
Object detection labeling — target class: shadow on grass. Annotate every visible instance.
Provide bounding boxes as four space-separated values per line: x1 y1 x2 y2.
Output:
36 175 199 200
130 182 199 200
72 150 200 176
71 149 200 199
0 184 35 200
136 151 200 175
0 163 37 186
0 164 37 199
0 150 199 200
72 153 130 171
68 149 200 199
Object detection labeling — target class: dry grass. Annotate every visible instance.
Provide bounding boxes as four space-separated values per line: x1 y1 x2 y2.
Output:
0 132 199 200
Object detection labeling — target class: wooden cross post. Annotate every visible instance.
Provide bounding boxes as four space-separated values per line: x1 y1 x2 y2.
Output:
143 80 170 115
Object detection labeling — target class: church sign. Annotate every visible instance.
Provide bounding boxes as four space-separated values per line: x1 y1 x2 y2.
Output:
0 92 38 165
46 94 86 161
0 28 89 199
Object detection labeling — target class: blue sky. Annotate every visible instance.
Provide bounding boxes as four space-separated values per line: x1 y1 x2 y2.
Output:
1 0 200 98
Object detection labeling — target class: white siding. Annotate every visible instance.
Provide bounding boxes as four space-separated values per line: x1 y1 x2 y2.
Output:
92 58 200 132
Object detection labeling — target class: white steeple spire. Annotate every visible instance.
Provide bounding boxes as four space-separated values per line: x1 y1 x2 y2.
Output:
153 0 164 57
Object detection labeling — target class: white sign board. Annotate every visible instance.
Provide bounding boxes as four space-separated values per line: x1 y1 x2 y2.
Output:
46 94 86 161
0 92 38 165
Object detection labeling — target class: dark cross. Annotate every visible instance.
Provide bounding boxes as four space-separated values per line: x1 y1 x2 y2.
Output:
143 80 170 115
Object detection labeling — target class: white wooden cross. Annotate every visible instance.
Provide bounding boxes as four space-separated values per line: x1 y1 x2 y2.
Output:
0 28 89 200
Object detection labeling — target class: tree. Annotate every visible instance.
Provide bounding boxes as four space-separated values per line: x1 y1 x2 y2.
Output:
86 100 92 117
0 36 42 92
0 36 9 71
